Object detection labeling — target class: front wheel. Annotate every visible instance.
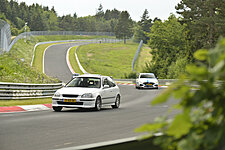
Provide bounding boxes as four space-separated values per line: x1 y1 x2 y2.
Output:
112 95 120 109
95 97 102 111
52 106 62 112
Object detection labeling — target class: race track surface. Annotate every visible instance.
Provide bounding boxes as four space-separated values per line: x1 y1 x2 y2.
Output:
0 85 177 150
0 43 178 150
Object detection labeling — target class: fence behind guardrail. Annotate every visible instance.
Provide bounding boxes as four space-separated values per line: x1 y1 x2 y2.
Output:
7 31 115 53
0 19 11 54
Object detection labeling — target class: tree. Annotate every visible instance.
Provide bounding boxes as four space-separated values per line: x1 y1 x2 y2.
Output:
104 8 120 20
176 0 225 50
95 4 104 19
115 11 133 44
144 14 189 78
137 38 225 150
134 9 152 43
133 24 146 43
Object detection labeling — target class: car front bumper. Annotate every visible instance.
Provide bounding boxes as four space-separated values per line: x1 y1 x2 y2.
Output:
52 97 96 108
136 83 158 88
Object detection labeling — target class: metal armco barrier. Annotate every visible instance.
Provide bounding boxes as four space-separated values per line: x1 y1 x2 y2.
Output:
0 82 63 100
0 79 176 100
114 79 177 85
132 40 143 72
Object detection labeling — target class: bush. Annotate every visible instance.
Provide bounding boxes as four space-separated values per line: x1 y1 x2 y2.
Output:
136 38 225 150
167 57 188 79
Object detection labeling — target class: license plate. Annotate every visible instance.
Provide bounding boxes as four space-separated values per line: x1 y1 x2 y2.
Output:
147 84 152 86
63 99 76 102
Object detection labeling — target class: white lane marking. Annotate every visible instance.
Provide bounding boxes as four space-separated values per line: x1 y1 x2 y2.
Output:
75 46 88 74
66 46 76 74
19 105 50 111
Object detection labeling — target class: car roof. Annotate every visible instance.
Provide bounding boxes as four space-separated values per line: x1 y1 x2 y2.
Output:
78 74 106 78
139 73 155 75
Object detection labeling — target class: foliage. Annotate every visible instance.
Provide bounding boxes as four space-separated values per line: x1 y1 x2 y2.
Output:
176 0 225 50
95 4 104 19
144 14 190 78
115 11 133 44
167 57 189 79
133 24 146 43
124 72 137 79
0 35 110 83
136 38 225 150
0 1 128 35
0 38 59 83
134 9 152 44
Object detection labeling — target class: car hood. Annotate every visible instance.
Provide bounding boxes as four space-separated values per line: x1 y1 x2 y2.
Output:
137 78 158 83
57 87 100 95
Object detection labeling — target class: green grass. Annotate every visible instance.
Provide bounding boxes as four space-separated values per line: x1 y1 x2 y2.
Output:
134 45 152 73
69 46 83 74
77 42 139 78
33 43 53 73
0 35 116 83
0 98 52 107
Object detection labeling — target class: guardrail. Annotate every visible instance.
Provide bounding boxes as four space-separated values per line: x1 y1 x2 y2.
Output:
132 40 143 72
0 79 176 100
0 82 63 100
114 79 177 86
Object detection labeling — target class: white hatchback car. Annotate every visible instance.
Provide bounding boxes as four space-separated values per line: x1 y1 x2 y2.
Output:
136 73 159 89
52 74 121 111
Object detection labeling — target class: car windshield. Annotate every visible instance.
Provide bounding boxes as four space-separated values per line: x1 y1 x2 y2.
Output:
140 74 155 78
66 77 101 88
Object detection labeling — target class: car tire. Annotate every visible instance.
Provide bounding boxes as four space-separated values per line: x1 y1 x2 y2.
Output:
95 97 102 111
52 106 62 112
112 95 120 109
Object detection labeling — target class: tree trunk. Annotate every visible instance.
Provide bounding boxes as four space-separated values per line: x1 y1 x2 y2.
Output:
124 38 126 44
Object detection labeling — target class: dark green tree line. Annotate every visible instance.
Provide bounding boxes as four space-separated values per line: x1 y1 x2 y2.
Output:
0 0 133 36
176 0 225 53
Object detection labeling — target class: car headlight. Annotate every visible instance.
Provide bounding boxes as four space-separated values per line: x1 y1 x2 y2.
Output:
54 92 61 97
137 80 142 84
81 93 93 98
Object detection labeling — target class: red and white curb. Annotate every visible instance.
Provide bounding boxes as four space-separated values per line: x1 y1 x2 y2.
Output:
0 104 52 113
115 82 168 88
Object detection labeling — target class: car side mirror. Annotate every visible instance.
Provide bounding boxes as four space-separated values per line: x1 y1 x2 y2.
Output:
103 85 110 88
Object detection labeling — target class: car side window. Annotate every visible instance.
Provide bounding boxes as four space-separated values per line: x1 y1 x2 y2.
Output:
107 77 116 87
103 78 109 86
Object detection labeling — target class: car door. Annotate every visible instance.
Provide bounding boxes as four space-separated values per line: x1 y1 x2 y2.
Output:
101 78 114 104
107 77 117 103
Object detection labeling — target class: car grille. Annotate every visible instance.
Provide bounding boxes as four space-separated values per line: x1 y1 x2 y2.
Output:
143 82 155 85
57 101 83 105
62 94 79 98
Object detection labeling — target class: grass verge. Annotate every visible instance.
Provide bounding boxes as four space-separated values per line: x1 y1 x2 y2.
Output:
0 35 115 83
77 42 139 78
69 46 83 74
0 98 52 107
134 45 152 73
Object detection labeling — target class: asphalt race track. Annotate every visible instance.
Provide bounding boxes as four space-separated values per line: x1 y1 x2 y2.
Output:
44 42 88 83
0 43 178 150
